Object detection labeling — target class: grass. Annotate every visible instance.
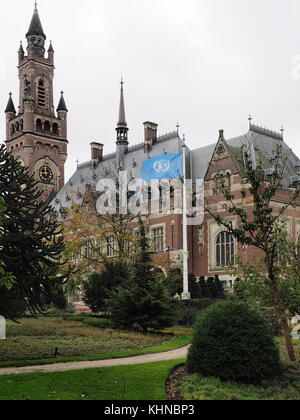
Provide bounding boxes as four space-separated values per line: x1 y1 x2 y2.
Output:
0 359 186 401
179 370 300 400
178 337 300 401
0 318 191 367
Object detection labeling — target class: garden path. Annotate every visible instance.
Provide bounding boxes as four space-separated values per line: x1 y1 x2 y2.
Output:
0 346 189 376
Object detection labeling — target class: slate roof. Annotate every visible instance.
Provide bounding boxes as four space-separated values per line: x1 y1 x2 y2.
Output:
50 125 300 215
50 131 185 214
117 81 127 128
57 92 68 112
26 6 46 39
5 93 16 114
192 125 300 188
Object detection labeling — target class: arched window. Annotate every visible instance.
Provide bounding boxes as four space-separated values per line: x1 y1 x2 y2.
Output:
36 119 42 131
20 120 23 131
216 231 235 268
37 78 46 108
15 121 19 132
52 123 59 135
10 124 15 136
44 121 51 133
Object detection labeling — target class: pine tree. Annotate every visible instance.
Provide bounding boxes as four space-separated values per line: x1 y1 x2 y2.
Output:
0 146 69 320
108 219 178 331
83 261 130 313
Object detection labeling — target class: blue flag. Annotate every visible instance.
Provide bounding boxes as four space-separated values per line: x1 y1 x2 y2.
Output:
141 153 183 181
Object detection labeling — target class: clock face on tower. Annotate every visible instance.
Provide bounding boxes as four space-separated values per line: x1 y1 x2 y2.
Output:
39 165 54 183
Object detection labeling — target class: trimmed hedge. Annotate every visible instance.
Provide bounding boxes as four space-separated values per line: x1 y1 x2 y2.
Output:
187 300 281 384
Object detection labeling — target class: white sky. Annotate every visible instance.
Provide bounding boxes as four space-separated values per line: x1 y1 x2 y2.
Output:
1 0 300 180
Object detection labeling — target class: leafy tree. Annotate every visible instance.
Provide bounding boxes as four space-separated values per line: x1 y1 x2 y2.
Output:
108 220 178 331
0 146 69 320
61 188 141 295
206 143 299 361
235 251 300 319
83 261 130 313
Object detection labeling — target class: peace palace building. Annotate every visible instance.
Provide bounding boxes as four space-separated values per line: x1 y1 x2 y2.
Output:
4 5 300 289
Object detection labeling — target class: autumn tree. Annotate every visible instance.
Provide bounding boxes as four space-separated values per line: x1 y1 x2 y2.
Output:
62 186 143 294
206 143 299 361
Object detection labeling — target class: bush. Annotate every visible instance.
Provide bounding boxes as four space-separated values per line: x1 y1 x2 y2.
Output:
187 300 281 384
179 299 217 326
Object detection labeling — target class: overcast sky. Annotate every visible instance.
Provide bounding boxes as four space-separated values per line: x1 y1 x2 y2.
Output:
1 0 300 180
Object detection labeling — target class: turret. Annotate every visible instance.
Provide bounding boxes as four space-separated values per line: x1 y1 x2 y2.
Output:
18 41 24 64
48 41 54 64
5 93 16 120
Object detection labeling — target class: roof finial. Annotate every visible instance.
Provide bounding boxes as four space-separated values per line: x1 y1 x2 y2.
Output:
281 126 284 137
34 1 38 12
176 122 180 133
248 114 253 127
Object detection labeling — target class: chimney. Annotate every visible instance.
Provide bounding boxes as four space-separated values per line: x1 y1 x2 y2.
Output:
144 122 158 144
90 142 103 165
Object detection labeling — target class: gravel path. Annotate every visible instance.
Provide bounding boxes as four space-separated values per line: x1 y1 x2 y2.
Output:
0 346 189 376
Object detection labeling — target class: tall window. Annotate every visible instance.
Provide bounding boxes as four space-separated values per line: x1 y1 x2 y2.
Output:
152 227 164 252
107 236 117 258
216 231 235 268
37 79 46 108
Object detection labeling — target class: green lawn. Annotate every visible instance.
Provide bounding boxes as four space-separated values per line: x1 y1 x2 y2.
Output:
0 359 185 401
0 318 191 367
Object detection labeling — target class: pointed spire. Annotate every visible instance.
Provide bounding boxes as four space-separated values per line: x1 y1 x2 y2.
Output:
5 92 16 114
26 2 46 39
18 41 24 54
48 41 54 53
57 91 68 112
117 77 127 127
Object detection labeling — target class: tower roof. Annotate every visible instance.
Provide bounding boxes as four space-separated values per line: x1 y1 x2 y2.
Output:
117 78 127 128
5 93 16 114
18 41 24 54
48 41 54 53
57 91 68 112
26 3 46 39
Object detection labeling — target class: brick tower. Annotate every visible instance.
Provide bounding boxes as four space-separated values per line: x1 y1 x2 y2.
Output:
4 3 68 202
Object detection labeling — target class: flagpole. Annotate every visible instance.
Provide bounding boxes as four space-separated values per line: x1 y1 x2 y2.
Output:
181 138 191 301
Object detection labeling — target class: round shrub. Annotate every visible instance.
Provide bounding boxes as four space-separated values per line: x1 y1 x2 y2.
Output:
186 300 281 384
